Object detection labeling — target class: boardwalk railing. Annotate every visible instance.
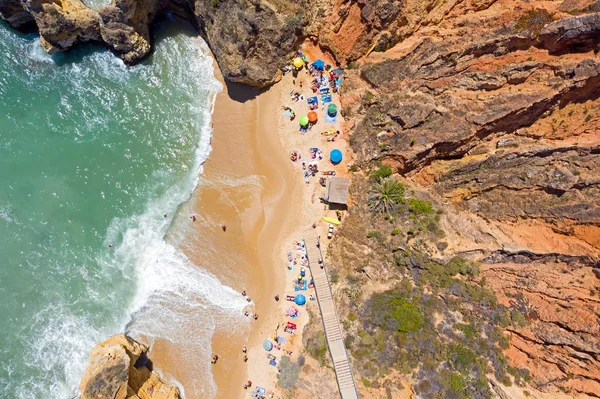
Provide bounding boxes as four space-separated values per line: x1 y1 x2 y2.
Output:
304 230 359 399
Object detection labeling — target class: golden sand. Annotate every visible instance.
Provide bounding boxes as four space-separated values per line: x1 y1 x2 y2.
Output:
148 41 351 398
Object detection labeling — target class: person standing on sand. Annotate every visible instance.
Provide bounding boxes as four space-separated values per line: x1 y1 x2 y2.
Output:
242 345 247 353
221 224 227 232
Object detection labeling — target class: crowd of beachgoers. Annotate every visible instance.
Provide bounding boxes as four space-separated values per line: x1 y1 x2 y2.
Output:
229 51 347 399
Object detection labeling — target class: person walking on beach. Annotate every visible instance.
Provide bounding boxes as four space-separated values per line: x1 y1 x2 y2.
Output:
221 224 227 232
211 354 219 364
242 345 247 353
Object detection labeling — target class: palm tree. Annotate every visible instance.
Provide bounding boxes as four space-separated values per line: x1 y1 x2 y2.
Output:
368 178 405 213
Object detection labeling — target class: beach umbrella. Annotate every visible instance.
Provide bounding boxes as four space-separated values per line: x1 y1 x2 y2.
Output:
263 340 273 351
330 149 343 164
312 60 325 70
299 115 309 127
295 294 307 306
293 57 304 68
327 103 338 116
307 111 318 123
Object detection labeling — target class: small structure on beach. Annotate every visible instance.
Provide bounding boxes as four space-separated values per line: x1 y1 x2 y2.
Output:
326 177 350 207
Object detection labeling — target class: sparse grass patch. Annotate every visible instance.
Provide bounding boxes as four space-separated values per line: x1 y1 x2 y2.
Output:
515 8 555 35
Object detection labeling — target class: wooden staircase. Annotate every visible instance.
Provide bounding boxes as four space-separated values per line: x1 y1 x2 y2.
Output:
304 230 359 399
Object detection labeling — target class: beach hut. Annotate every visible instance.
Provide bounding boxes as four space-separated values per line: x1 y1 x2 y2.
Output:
325 177 350 207
307 111 318 123
293 57 304 68
327 103 338 116
299 115 309 127
330 149 343 164
312 60 325 70
294 294 306 306
263 340 273 351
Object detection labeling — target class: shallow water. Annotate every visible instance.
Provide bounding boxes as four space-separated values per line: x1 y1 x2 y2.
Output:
0 18 246 398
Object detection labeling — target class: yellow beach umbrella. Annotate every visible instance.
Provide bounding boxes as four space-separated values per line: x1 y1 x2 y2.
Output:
293 57 304 68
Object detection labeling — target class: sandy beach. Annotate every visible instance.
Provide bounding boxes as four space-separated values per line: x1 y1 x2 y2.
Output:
147 41 350 399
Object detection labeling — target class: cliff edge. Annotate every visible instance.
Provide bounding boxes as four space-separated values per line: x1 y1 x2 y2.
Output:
79 334 180 399
0 0 303 87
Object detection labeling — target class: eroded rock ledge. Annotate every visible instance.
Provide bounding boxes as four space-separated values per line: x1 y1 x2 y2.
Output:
0 0 301 87
79 334 180 399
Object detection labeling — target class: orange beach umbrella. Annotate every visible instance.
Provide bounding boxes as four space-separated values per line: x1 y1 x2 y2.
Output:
307 111 318 123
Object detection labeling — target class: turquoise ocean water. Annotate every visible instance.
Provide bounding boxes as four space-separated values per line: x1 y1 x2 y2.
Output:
0 18 246 398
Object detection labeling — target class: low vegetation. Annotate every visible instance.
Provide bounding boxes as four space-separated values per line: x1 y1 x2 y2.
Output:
304 174 530 398
277 356 301 389
515 8 555 35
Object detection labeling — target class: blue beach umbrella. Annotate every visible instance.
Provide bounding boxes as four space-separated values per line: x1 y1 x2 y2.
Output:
263 340 273 351
330 149 343 164
312 60 325 70
295 294 307 306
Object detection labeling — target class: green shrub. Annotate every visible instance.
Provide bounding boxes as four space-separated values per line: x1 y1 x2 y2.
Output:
449 372 467 395
306 330 328 365
391 228 400 236
330 269 340 284
369 178 405 213
372 164 393 181
367 230 382 239
449 344 477 371
455 323 477 339
409 198 434 215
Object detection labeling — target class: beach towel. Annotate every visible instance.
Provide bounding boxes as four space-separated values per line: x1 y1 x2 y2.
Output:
294 280 308 291
283 109 292 117
321 94 332 103
307 96 318 105
324 112 337 125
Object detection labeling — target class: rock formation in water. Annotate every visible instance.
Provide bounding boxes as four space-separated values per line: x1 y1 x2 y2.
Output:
0 0 302 87
79 334 180 399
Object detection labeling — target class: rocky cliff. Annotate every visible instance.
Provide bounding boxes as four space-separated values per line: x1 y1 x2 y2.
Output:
324 0 600 397
79 334 180 399
0 0 304 86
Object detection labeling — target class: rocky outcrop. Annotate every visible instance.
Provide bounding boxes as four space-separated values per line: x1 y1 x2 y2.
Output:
328 1 600 396
540 13 600 54
484 261 600 398
0 0 301 86
79 334 180 399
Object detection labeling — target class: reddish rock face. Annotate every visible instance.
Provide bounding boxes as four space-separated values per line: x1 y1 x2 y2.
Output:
325 1 600 396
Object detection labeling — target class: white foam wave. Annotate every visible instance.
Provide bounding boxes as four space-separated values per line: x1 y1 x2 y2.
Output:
2 23 248 399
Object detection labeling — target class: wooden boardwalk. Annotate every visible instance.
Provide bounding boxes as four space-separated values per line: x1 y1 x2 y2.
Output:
304 230 359 399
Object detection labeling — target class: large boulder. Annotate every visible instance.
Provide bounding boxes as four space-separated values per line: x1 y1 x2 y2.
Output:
79 334 180 399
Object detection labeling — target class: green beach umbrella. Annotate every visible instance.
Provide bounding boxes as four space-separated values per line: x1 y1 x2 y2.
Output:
327 103 338 116
299 115 309 127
